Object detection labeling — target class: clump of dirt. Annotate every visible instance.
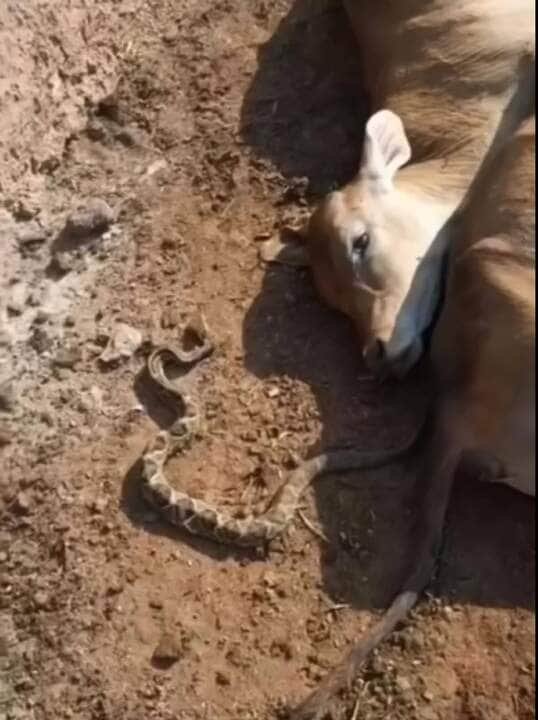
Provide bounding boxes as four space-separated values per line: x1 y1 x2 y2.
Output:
0 1 534 720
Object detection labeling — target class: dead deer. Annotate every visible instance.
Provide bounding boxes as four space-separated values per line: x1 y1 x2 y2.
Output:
263 0 535 378
288 112 535 720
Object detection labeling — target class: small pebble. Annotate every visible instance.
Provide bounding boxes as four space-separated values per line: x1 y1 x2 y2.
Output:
16 221 48 250
99 323 142 363
51 251 77 274
53 346 82 369
215 670 231 686
162 25 179 43
115 128 138 147
40 410 54 427
90 497 108 514
29 327 52 354
160 307 180 329
34 591 50 609
145 159 168 178
33 310 51 325
396 676 412 693
86 121 107 142
13 492 31 515
11 200 36 221
152 633 183 665
6 283 28 315
64 198 114 239
418 709 439 720
263 571 279 588
106 580 124 596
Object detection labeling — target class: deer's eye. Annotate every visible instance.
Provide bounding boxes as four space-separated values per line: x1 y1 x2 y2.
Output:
351 232 370 260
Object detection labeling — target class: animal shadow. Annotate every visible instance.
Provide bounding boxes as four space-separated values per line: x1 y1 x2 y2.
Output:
239 0 366 195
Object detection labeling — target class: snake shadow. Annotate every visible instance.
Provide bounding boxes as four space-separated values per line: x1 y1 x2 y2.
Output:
238 0 535 615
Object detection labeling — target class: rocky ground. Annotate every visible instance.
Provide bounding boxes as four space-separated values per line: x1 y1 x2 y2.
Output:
0 1 535 719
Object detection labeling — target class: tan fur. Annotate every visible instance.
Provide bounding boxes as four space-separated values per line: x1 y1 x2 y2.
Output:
344 0 535 165
292 115 536 720
431 116 535 496
269 0 535 376
290 114 535 720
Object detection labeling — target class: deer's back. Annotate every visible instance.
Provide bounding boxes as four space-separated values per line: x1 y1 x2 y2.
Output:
343 0 535 161
430 117 535 494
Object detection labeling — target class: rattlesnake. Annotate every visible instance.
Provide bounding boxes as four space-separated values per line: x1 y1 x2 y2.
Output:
141 316 413 547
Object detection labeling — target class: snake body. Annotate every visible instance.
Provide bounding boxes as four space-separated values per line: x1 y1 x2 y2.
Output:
141 317 412 547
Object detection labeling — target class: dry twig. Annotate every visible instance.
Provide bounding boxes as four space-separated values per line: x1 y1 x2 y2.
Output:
297 509 330 544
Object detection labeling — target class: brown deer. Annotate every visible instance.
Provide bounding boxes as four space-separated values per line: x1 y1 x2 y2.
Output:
289 108 535 718
263 0 535 377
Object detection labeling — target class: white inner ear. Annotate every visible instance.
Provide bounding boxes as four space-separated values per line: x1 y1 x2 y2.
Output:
361 109 412 189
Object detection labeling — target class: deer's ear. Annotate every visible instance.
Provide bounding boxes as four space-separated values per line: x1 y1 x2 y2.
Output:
361 109 411 188
259 225 310 267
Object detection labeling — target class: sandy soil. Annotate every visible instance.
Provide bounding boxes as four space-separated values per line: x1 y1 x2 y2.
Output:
0 1 534 719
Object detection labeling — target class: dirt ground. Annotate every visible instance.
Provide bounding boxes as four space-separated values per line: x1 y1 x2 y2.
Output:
0 1 535 719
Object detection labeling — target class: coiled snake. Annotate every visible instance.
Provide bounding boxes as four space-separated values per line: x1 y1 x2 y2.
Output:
141 316 412 547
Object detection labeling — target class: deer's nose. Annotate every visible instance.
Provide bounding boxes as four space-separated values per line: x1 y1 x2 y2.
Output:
363 338 386 373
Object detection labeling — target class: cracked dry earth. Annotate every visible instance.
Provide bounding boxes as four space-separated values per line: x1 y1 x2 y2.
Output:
0 2 535 719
